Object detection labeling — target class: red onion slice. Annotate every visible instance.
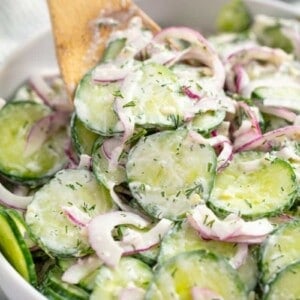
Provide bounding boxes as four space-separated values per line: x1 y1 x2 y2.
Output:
62 254 102 284
217 142 233 171
229 243 248 269
188 204 273 244
189 131 230 147
88 211 149 267
153 27 225 88
257 105 297 123
77 154 92 170
62 205 91 227
191 287 223 300
118 287 145 300
235 125 300 152
120 219 173 255
92 63 130 83
24 111 69 157
0 182 32 210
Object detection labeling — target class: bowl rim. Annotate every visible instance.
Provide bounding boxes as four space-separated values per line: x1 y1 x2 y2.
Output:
0 0 299 299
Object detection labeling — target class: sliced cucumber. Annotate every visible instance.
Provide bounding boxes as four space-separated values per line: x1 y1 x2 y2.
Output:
133 245 160 267
158 221 258 292
25 169 114 257
5 208 36 249
0 207 37 285
79 269 99 292
43 266 89 300
146 250 247 299
209 151 298 219
0 101 68 185
71 114 99 156
260 219 300 284
129 63 197 128
102 38 126 62
74 73 121 135
127 129 217 220
189 110 225 133
252 86 300 112
90 257 153 300
264 261 300 300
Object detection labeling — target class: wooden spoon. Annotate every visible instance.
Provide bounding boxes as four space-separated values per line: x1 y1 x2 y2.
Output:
47 0 160 100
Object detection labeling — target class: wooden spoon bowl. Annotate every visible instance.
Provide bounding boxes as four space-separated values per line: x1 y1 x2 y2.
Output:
47 0 160 99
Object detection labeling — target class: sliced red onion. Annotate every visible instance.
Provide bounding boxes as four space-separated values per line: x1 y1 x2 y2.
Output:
64 138 80 169
188 204 273 244
24 111 69 157
227 46 290 68
77 154 92 170
62 205 91 227
102 137 123 160
229 243 248 269
193 96 236 114
189 131 230 147
29 75 73 112
92 63 130 82
153 27 225 88
0 182 32 210
235 64 250 93
235 125 300 152
217 142 233 171
62 254 102 284
182 86 201 101
120 219 173 255
88 211 149 267
118 287 145 300
107 71 138 171
191 287 223 300
226 47 291 92
257 105 296 123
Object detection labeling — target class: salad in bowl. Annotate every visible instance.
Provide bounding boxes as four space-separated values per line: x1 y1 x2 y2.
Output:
0 0 299 299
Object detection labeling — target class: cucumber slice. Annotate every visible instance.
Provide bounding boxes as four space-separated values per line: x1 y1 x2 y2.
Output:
127 129 217 220
146 250 247 299
209 151 298 219
71 114 99 156
264 261 300 300
102 38 126 62
79 269 99 292
129 63 197 128
252 86 300 112
43 266 89 300
74 73 121 135
0 101 68 185
260 219 300 284
133 245 160 267
0 207 37 285
158 221 258 292
189 110 225 133
5 208 36 249
90 257 153 300
25 169 114 257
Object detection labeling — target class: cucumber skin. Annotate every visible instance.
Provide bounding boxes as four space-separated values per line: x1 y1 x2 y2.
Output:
259 219 300 285
43 267 89 300
263 261 300 300
0 101 68 186
208 158 298 220
146 250 247 300
70 114 99 156
0 207 37 285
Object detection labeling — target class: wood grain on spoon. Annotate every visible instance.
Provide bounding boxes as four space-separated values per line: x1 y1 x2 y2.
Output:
47 0 160 100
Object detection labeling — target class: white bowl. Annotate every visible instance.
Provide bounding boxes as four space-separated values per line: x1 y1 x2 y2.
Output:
0 1 298 299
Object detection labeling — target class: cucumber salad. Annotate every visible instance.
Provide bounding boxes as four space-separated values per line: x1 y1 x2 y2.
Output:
0 1 300 299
